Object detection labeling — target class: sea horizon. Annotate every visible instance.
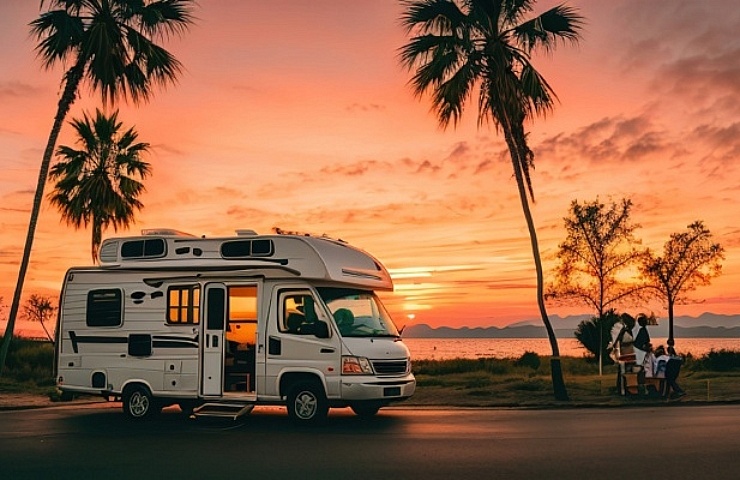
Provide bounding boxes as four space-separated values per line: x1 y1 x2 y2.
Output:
404 337 740 360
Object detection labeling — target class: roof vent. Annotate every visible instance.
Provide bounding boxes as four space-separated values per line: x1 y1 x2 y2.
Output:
235 229 258 236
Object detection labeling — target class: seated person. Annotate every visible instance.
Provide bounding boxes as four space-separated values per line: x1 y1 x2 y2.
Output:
664 346 686 399
333 308 355 335
286 312 305 334
640 343 662 395
654 345 669 378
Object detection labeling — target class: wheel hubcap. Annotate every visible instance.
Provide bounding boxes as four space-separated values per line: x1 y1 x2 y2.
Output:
295 391 317 419
130 392 149 417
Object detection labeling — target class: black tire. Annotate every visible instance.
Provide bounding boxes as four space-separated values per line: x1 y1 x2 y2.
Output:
178 401 200 417
122 385 157 420
350 402 381 418
286 381 328 424
59 390 75 402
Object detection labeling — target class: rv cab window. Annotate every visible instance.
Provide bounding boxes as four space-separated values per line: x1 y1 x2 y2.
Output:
318 287 400 338
279 291 321 335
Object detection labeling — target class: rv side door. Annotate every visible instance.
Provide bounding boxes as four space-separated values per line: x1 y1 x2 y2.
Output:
201 284 226 396
264 286 341 399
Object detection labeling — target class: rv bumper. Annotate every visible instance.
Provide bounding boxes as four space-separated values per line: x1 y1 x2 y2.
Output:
340 373 416 401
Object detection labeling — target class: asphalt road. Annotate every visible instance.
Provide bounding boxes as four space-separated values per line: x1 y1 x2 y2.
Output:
1 403 738 479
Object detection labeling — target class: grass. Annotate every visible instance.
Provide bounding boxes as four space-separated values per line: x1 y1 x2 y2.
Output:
1 338 738 408
405 351 740 407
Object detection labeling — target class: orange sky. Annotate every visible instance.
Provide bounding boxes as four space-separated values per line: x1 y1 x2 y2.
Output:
1 1 739 337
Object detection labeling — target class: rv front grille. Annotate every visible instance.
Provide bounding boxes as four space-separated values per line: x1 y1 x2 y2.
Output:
372 360 408 375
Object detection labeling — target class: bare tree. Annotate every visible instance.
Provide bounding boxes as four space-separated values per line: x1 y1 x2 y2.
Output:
546 198 647 374
641 221 724 346
22 295 57 343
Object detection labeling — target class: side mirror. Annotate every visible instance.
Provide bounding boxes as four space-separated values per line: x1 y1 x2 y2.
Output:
314 321 330 339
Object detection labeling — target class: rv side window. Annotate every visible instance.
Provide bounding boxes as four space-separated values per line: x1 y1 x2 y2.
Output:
167 285 201 324
86 289 123 327
279 290 319 335
120 238 166 259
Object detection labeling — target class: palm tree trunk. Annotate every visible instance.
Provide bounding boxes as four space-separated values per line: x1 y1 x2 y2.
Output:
0 61 85 376
520 177 569 400
501 114 569 401
92 220 102 264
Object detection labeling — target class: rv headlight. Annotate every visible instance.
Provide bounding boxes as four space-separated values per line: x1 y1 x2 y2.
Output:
342 356 374 375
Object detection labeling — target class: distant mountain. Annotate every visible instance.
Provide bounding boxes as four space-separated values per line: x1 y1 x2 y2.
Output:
539 313 740 330
404 313 740 339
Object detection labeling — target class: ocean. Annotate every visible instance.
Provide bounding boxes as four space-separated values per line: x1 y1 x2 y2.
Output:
403 337 740 360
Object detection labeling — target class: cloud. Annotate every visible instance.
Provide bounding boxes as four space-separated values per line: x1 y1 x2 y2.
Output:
0 81 42 100
657 50 740 103
345 103 386 113
319 159 392 177
537 115 651 163
691 122 740 165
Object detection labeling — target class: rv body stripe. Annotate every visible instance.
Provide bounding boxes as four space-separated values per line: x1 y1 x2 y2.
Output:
68 331 199 353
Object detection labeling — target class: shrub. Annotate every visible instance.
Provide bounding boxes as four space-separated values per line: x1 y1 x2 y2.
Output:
514 351 541 370
696 349 740 372
0 337 54 386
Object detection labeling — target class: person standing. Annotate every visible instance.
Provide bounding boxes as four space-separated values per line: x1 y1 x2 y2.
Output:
633 313 652 365
612 314 636 395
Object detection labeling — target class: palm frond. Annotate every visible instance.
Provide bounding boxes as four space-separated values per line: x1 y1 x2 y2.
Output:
432 60 478 127
401 0 466 34
138 0 197 38
513 4 583 52
30 9 84 69
520 62 557 114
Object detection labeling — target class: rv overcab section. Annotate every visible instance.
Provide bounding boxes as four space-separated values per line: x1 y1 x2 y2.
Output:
56 229 415 423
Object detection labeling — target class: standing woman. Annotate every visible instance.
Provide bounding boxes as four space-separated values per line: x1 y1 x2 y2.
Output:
613 314 636 394
633 313 653 365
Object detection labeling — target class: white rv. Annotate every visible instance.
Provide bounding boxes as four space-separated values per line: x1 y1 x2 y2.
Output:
55 229 415 423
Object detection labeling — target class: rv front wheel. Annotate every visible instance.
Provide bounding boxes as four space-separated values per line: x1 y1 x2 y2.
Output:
123 385 157 420
287 382 328 424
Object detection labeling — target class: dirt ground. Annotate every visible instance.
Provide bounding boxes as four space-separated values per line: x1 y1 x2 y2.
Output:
0 393 106 410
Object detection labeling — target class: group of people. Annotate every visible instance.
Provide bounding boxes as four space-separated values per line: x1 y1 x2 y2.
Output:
640 343 686 398
612 313 686 399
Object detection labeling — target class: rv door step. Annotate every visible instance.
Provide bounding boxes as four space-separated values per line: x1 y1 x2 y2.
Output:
193 402 254 420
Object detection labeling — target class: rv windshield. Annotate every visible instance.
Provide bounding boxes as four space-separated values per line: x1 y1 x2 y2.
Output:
317 287 400 338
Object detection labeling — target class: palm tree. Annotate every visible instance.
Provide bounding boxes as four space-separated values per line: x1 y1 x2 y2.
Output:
0 0 195 375
400 0 583 400
49 109 151 263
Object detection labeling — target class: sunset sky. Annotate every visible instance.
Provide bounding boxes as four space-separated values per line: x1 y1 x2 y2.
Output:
1 1 739 337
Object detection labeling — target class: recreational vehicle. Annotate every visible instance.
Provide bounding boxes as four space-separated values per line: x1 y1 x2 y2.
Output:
55 229 415 423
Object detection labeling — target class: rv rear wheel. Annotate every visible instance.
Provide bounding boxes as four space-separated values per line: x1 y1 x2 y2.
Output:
122 385 157 420
287 382 328 424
